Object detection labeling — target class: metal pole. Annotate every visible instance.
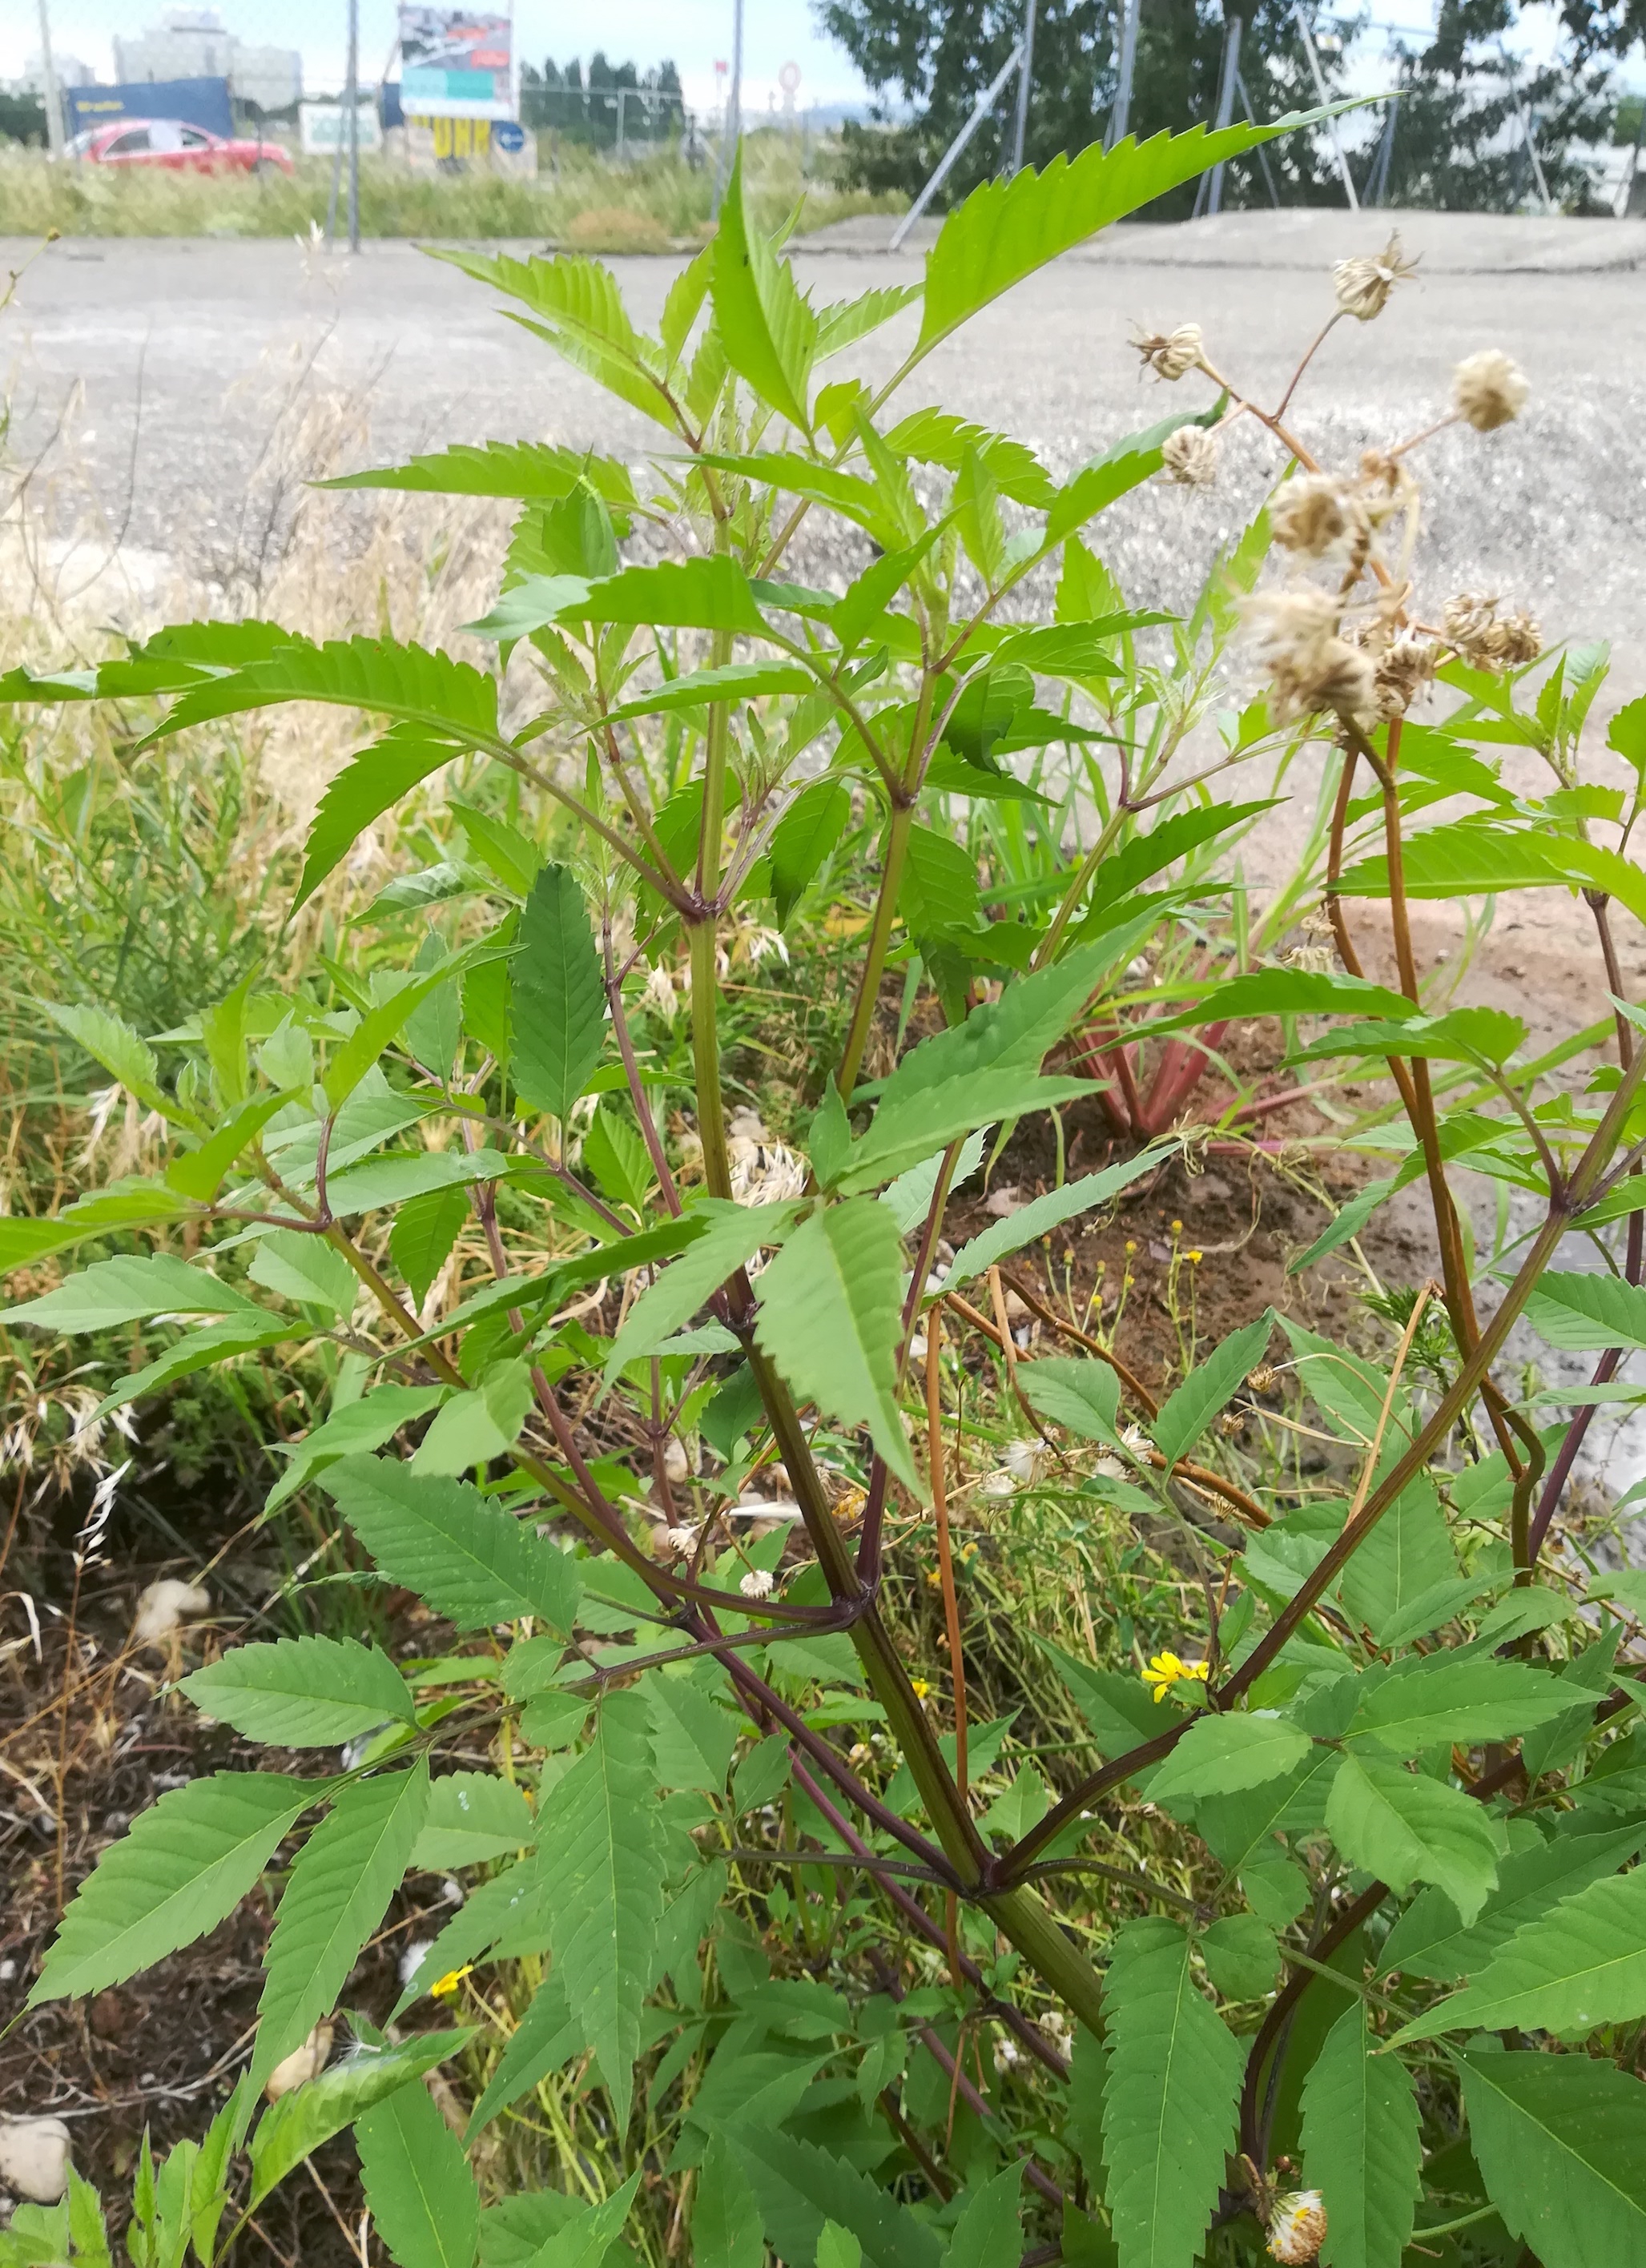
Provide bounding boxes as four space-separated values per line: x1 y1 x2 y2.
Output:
1366 92 1397 206
1205 14 1241 214
710 0 744 216
1292 2 1358 209
889 41 1024 250
1008 0 1038 176
1622 78 1646 216
345 0 360 252
615 86 626 162
1500 51 1552 213
1107 0 1141 150
35 0 66 159
1235 68 1281 205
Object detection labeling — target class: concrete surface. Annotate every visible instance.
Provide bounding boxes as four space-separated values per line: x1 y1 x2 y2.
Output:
2 215 1642 699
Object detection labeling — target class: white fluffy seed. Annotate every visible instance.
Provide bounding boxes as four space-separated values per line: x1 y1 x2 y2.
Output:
132 1578 211 1646
264 2023 333 2101
0 2118 73 2203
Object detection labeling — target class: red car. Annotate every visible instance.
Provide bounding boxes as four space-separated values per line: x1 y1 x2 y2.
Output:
66 119 294 175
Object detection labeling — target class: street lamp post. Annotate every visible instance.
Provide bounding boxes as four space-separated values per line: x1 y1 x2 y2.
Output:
36 0 66 159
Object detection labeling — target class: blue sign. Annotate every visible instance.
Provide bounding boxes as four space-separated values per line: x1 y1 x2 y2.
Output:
66 78 235 140
492 119 525 151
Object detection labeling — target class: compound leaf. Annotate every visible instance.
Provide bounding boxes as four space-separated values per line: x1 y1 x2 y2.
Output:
321 1457 582 1635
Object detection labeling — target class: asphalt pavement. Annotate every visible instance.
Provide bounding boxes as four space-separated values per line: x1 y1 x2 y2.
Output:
2 211 1642 698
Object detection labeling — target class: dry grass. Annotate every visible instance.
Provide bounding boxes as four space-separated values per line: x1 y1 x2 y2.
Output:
0 130 901 243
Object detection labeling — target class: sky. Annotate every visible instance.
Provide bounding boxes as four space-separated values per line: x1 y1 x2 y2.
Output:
6 2 875 115
9 0 1632 114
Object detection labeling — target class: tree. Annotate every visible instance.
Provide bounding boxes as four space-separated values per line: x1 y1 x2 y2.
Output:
821 0 1349 214
1369 0 1614 210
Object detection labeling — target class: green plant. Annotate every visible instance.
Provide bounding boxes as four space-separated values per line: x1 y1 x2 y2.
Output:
6 117 1646 2268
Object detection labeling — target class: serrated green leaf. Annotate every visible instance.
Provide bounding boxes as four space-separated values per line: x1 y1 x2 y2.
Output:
771 779 852 926
251 1758 431 2090
3 1252 258 1332
1299 2001 1420 2268
93 1317 297 1421
1526 1271 1646 1351
247 1230 359 1317
1395 1859 1646 2042
465 1972 579 2137
1020 1359 1121 1445
602 1200 798 1382
29 1772 313 2006
247 2032 473 2210
1378 1824 1646 1984
395 1852 549 2013
42 1001 169 1114
1456 2046 1646 2268
693 2135 763 2268
898 823 980 934
515 2174 641 2268
1337 1478 1459 1643
645 1671 738 1793
410 1358 534 1478
1152 1310 1275 1469
318 1146 511 1219
509 860 607 1124
409 1771 537 1872
357 2069 479 2268
1325 1755 1498 1924
391 1185 471 1309
321 440 632 505
1341 820 1646 934
944 2168 1022 2268
267 1384 446 1512
182 1635 417 1747
321 1457 582 1635
0 1188 200 1272
1148 1712 1312 1802
604 661 813 721
917 117 1335 363
1199 1915 1280 2002
576 554 770 634
732 2132 944 2268
713 148 817 431
297 725 468 908
754 1198 920 1494
549 1690 666 2126
1344 1655 1570 1756
1100 1916 1245 2268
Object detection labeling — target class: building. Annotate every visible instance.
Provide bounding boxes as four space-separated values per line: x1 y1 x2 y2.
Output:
19 53 99 92
112 9 301 114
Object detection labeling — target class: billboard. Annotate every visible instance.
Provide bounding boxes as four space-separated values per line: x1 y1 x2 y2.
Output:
397 8 513 119
300 101 384 154
66 78 235 140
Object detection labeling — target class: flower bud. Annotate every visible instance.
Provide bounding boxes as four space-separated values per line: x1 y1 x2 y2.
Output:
1267 2190 1328 2265
1133 323 1205 380
1331 232 1416 321
1161 425 1217 489
1452 348 1528 432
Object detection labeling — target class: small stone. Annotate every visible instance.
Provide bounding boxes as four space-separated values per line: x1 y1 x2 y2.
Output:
132 1578 210 1647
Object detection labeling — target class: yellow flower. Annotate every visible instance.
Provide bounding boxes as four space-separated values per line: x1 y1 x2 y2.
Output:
910 1677 932 1699
430 1965 473 2000
1187 1249 1203 1265
1141 1651 1210 1704
925 1568 944 1589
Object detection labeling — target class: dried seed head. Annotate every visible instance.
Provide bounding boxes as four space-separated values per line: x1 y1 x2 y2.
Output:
1331 231 1417 321
1133 322 1205 380
662 1523 701 1557
1161 424 1218 489
1267 2190 1328 2265
1246 590 1376 721
1443 593 1542 671
739 1567 775 1599
1372 634 1439 718
1270 476 1352 559
1246 1363 1277 1395
1452 348 1529 432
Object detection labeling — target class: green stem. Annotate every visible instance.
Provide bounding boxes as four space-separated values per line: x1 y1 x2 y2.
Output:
688 915 733 1201
696 627 734 903
836 800 915 1101
1034 804 1127 971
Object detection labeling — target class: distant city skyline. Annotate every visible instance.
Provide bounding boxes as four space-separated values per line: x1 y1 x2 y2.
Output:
4 2 875 117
